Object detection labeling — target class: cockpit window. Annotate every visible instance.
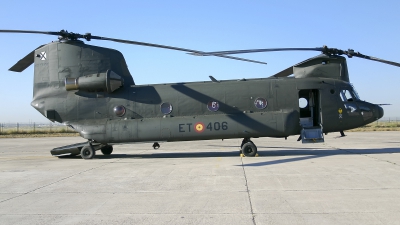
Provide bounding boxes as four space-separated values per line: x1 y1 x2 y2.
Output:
340 87 360 115
340 88 360 102
340 90 353 102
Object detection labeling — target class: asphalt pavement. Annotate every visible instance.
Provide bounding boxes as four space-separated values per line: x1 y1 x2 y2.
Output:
0 132 400 225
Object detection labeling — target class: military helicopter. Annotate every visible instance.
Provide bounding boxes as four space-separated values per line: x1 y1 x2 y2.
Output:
2 29 398 160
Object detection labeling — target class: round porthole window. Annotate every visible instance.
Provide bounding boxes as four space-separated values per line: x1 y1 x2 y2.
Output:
207 101 219 112
160 102 173 115
299 98 308 108
114 105 126 117
254 97 267 109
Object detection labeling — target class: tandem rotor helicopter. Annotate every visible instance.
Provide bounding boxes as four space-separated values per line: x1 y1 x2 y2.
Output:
2 29 399 159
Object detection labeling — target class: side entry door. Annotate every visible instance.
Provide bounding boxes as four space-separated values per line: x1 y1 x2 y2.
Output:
298 89 324 143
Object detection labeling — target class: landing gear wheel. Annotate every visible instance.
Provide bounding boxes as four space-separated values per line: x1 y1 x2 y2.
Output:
101 145 113 155
152 142 160 149
81 145 95 159
241 142 257 157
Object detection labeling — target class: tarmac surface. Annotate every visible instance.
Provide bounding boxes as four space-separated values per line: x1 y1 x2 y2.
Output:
0 132 400 225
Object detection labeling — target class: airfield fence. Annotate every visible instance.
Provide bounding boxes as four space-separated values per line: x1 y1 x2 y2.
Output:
0 122 77 135
376 117 400 124
0 117 399 135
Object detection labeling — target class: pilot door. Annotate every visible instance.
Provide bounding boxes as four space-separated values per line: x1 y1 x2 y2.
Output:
298 89 324 143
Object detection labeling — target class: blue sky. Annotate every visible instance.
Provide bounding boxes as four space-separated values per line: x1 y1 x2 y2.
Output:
0 0 399 123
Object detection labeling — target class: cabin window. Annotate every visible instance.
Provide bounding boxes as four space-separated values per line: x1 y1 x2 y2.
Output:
114 105 126 117
254 97 267 109
299 98 308 108
160 102 173 115
207 101 219 112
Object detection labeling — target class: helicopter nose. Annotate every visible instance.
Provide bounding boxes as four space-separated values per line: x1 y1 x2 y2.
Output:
374 105 384 119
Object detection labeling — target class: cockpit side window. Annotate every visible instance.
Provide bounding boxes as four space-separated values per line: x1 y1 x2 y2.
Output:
340 90 353 102
340 88 360 115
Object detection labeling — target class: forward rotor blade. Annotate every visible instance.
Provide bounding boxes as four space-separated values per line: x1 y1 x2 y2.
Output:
351 53 400 67
196 46 400 68
192 48 322 56
9 45 45 72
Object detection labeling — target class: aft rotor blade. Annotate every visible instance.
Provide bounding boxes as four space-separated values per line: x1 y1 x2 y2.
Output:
90 35 267 65
9 45 45 72
0 30 60 36
0 29 268 65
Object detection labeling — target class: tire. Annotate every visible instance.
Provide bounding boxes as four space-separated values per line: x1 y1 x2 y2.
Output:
101 145 113 155
241 140 254 148
81 145 95 159
241 142 257 157
152 142 160 149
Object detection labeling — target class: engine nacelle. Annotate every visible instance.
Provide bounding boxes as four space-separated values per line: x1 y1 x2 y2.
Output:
65 70 124 93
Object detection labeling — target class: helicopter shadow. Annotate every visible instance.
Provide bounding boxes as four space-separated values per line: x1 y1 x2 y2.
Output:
57 150 241 160
206 144 320 150
57 147 400 167
242 147 400 167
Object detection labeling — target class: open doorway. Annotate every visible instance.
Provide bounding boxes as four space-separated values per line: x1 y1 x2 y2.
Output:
298 89 320 127
298 89 324 143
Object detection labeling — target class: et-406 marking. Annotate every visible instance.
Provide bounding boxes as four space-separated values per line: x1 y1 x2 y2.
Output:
179 122 228 133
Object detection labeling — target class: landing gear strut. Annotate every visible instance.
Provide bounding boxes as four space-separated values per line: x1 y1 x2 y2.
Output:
240 138 258 157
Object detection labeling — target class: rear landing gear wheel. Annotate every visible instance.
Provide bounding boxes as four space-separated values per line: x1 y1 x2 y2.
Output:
241 142 257 157
101 145 113 155
81 145 95 159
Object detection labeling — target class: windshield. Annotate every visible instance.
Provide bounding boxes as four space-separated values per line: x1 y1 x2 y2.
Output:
340 85 360 102
340 90 354 102
351 84 361 100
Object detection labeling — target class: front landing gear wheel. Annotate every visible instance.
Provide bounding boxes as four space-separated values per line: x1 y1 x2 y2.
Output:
81 145 95 159
101 145 113 155
241 142 257 157
152 142 160 149
240 138 254 148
